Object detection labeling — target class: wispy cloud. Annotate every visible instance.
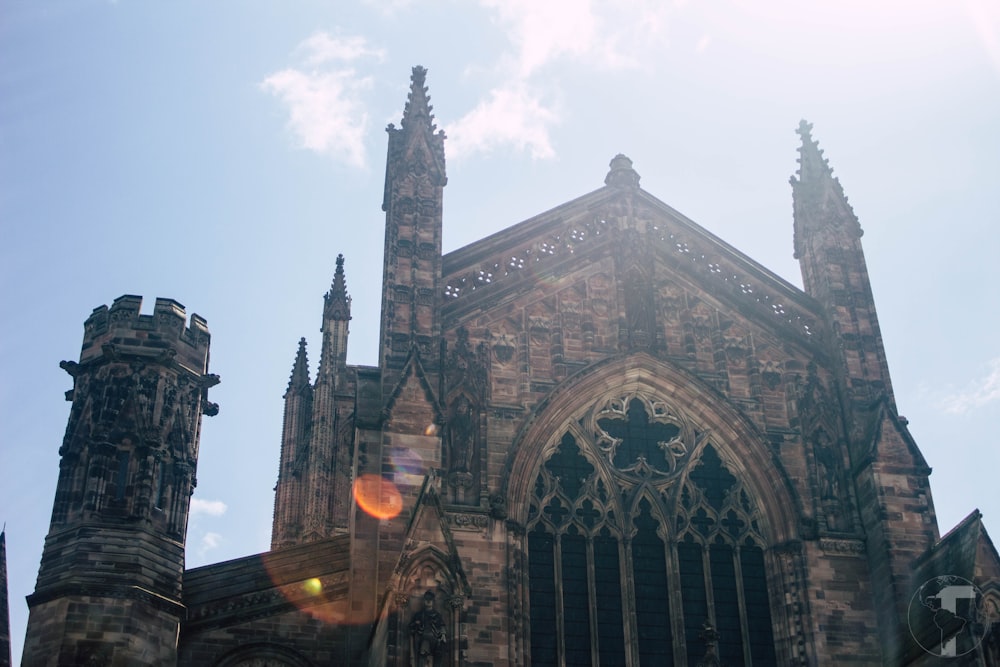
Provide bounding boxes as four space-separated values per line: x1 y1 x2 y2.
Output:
190 498 228 517
261 32 385 168
941 357 1000 414
296 33 385 67
448 0 677 161
447 83 559 160
198 531 223 558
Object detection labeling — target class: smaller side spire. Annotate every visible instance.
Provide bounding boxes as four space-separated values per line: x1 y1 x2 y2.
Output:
324 254 351 322
0 528 9 667
793 119 835 185
790 120 862 259
286 338 311 395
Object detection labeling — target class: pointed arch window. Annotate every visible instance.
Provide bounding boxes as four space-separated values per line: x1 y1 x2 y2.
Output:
525 393 777 666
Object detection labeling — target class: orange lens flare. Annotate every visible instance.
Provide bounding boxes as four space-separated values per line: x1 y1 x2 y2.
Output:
353 474 403 520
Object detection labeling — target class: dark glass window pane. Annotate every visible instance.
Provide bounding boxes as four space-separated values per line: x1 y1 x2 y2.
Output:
709 544 744 666
594 535 626 666
562 533 592 666
545 433 594 500
529 528 558 667
677 541 707 666
598 398 680 470
688 445 736 511
632 501 673 666
741 546 776 665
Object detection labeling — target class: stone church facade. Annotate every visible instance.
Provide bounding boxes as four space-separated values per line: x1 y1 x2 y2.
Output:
19 67 1000 666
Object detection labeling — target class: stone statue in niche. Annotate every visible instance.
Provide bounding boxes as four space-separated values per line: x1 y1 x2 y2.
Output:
624 268 654 346
409 591 447 667
814 430 850 532
696 620 722 667
814 431 841 501
446 395 475 474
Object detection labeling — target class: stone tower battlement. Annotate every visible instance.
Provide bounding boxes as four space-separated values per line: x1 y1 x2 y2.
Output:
22 294 217 666
80 295 211 373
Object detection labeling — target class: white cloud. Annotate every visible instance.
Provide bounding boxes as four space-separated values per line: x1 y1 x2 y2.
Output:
296 32 386 67
449 1 677 160
481 0 599 77
446 83 559 161
941 357 1000 415
261 33 384 167
198 531 223 557
190 498 228 517
479 0 674 76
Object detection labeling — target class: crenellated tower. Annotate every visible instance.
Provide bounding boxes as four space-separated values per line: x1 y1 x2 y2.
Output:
271 255 355 548
22 296 217 666
379 65 447 394
792 123 938 662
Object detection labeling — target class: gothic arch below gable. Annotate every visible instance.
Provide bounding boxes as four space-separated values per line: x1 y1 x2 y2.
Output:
503 352 804 665
504 352 800 544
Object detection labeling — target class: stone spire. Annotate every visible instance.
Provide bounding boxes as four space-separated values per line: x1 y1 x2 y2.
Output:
379 66 446 389
382 66 447 212
791 119 862 260
0 528 9 667
324 254 351 322
790 120 892 408
317 254 351 385
286 337 311 396
400 65 435 132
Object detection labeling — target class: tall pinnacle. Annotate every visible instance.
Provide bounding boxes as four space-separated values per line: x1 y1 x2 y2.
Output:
324 254 351 322
793 119 835 185
790 120 861 258
382 66 447 210
286 338 311 395
0 529 10 667
400 65 436 132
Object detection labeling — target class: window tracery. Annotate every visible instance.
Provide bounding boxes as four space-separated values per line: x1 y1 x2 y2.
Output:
525 391 777 666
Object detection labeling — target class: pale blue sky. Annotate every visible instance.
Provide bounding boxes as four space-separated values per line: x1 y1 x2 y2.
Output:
2 1 999 661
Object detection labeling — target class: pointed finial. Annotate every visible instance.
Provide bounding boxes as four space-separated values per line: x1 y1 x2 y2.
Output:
791 121 862 257
286 337 311 393
324 253 351 321
401 65 436 131
605 153 640 189
792 119 834 185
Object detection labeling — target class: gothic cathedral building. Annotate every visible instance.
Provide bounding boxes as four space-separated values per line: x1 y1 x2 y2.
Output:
20 67 1000 666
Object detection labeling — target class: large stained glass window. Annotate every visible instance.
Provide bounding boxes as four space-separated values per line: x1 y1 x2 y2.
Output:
525 393 776 666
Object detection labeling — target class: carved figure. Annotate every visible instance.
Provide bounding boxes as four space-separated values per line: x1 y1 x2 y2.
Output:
409 591 447 666
696 620 721 667
447 396 475 473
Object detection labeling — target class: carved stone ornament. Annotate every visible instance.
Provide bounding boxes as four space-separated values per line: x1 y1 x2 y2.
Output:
819 538 866 555
447 513 489 531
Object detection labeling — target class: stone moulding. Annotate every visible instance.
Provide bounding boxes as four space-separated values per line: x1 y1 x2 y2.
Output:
819 538 867 555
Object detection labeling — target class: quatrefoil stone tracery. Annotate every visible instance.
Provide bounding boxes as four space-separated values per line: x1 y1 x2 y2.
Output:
591 393 693 478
